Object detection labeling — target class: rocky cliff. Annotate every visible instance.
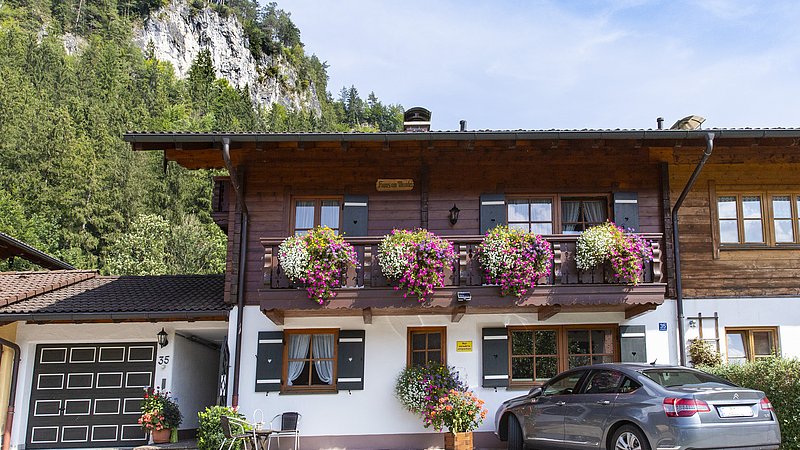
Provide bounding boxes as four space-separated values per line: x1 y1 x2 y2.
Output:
133 0 321 114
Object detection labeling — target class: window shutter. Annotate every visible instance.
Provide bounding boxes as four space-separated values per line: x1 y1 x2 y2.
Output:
613 192 639 232
480 194 506 234
255 331 283 392
337 330 365 390
342 195 369 236
619 325 647 363
482 328 509 388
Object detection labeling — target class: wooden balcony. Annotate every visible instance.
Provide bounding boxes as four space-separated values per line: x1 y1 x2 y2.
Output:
258 234 666 324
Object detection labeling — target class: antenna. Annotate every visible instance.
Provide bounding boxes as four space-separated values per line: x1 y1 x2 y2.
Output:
650 358 658 365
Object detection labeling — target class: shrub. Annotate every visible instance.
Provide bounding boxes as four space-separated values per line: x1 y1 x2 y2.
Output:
688 339 722 367
395 363 465 415
138 388 181 432
476 225 553 297
705 357 800 449
575 221 652 284
378 229 456 302
197 406 247 450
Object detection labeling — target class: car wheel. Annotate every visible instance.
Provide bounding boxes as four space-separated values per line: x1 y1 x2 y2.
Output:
507 414 525 450
611 425 650 450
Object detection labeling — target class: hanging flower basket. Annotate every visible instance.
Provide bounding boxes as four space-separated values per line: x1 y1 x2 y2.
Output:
575 221 653 284
378 229 456 302
476 225 553 297
278 226 358 304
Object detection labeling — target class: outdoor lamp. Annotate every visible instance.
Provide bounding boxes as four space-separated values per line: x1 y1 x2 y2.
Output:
449 204 460 225
157 328 169 348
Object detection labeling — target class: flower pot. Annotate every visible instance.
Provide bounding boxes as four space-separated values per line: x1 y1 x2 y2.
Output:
151 428 171 444
444 431 473 450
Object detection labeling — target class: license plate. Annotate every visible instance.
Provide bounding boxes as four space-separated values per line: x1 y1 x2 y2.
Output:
718 405 753 418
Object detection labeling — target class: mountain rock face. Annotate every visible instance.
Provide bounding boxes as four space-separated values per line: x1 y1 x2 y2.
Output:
133 0 321 114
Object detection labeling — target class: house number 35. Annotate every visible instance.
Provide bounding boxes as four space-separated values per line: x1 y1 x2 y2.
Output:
158 356 170 365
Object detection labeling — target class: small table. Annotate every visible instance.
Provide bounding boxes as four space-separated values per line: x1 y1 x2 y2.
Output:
252 428 273 450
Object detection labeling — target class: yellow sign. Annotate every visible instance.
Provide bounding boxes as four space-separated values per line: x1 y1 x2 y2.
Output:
376 179 414 191
456 341 473 352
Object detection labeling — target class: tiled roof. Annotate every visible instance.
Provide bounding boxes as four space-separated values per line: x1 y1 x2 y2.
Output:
0 270 97 306
0 274 228 320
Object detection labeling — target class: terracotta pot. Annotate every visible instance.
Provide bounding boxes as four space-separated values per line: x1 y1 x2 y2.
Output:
444 431 473 450
151 428 171 444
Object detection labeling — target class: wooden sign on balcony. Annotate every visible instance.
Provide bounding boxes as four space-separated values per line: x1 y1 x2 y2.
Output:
376 179 414 191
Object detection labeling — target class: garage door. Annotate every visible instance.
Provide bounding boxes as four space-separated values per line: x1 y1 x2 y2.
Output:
27 343 157 449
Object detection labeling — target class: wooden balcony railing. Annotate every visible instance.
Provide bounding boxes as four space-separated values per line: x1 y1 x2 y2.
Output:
260 233 664 290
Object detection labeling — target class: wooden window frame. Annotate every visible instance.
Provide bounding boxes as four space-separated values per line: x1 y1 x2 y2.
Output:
407 327 447 367
507 196 558 235
713 188 800 250
505 194 611 235
507 324 619 388
768 193 800 245
291 196 343 235
715 193 767 246
282 328 339 393
724 327 779 363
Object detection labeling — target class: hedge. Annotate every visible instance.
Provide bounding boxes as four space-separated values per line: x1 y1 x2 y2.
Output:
704 357 800 450
197 406 248 450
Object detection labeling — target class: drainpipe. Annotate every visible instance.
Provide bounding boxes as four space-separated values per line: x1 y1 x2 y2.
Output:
0 337 20 450
672 132 714 366
221 138 248 408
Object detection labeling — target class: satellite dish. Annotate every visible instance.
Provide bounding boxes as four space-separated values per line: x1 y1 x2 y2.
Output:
670 115 706 130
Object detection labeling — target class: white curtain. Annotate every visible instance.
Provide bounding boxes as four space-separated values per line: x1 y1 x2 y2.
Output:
583 200 606 224
313 334 335 385
287 334 310 386
294 201 315 233
561 201 580 232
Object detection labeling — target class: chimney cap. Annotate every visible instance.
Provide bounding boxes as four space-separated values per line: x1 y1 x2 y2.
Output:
403 107 431 132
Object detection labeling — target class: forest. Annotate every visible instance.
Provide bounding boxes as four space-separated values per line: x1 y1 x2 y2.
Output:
0 0 404 274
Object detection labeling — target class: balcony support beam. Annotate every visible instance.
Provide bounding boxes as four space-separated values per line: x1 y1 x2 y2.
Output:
362 307 372 324
263 308 284 325
537 305 561 321
625 303 657 319
451 305 467 323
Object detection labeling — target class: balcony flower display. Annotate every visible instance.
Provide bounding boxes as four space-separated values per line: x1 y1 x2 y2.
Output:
575 221 653 284
278 226 358 304
476 225 553 297
378 229 456 302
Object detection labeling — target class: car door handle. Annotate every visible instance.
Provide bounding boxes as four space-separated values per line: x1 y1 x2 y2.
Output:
555 401 566 406
596 400 611 405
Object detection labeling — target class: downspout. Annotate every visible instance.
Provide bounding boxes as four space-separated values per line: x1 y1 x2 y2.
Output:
0 337 20 450
672 132 714 365
221 138 248 408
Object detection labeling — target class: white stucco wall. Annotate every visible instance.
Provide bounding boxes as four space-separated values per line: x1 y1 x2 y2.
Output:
8 320 227 450
171 333 223 429
228 305 677 438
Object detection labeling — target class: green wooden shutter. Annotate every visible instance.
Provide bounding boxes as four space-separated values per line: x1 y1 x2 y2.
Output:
337 330 365 390
482 328 509 387
620 325 647 363
255 331 283 392
480 194 506 234
342 195 369 236
613 192 639 232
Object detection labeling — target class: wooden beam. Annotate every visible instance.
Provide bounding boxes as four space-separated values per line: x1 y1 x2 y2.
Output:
537 305 561 321
451 305 467 323
263 309 285 325
362 307 372 325
625 304 657 319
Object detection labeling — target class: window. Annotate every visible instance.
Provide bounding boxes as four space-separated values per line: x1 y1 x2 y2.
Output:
505 195 609 235
293 198 341 235
542 371 586 396
284 330 337 392
408 327 446 367
713 192 800 247
726 327 778 364
583 370 624 394
717 195 764 244
509 325 618 386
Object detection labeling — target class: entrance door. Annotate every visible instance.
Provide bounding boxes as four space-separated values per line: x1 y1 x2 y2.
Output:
27 343 156 449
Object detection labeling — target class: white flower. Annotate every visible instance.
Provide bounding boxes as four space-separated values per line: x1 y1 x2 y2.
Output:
575 224 614 270
278 236 309 282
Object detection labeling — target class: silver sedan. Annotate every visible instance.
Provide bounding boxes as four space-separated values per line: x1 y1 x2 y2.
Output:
495 363 781 450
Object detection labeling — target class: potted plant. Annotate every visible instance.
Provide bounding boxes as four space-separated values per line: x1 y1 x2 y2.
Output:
395 363 465 416
476 225 553 297
139 388 182 443
575 221 653 285
278 226 358 304
432 390 488 450
378 229 455 302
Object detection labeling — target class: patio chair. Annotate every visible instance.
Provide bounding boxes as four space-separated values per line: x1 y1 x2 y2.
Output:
265 412 301 450
219 415 258 450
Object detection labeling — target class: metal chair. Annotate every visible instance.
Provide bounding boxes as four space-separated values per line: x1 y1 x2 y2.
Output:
219 415 258 450
265 412 301 450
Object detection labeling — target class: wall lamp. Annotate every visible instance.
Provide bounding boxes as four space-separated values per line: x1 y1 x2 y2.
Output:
449 204 460 225
157 328 169 348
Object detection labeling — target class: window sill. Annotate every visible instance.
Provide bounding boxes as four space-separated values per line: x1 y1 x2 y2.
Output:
279 387 338 395
720 244 800 250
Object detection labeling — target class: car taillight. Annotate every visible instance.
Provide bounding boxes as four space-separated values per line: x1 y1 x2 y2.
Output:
663 398 711 417
760 397 773 411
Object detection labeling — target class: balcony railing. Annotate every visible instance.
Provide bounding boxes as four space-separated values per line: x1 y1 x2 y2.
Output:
260 233 664 290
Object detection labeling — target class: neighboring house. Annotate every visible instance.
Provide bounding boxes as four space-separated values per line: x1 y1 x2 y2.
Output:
0 270 230 450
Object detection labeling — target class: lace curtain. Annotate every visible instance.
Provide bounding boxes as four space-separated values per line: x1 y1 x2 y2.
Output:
561 201 580 232
583 200 606 224
286 334 310 386
312 334 335 385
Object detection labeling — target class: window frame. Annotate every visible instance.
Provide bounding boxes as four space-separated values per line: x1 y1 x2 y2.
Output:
407 327 447 367
282 328 339 393
505 194 611 235
715 193 767 246
290 196 343 235
714 189 800 249
507 324 619 388
724 327 779 364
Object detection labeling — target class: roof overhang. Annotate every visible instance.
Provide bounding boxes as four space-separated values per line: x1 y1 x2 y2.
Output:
0 233 74 270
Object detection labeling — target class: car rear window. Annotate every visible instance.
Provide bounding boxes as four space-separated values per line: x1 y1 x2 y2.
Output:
642 369 735 387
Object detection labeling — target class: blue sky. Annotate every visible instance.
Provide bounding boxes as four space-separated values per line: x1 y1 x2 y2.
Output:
282 1 800 131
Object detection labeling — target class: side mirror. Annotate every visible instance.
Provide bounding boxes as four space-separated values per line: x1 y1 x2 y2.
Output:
527 387 542 398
